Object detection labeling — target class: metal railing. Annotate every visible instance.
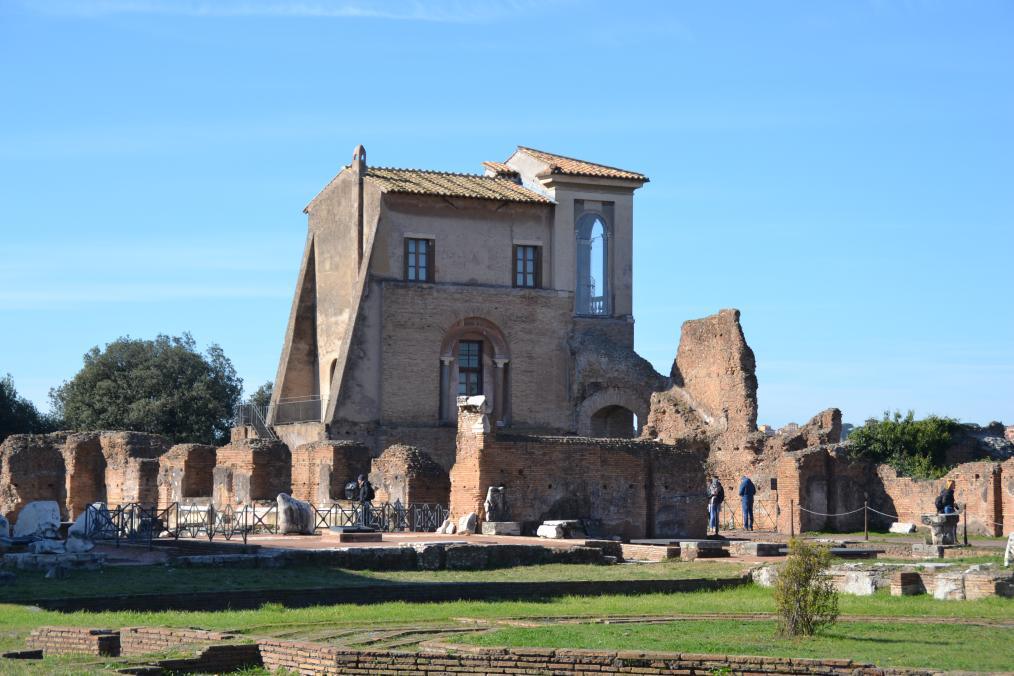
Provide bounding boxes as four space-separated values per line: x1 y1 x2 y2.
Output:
234 396 322 430
85 500 448 548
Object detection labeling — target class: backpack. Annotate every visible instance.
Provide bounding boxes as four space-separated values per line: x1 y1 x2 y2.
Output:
934 493 944 513
713 482 725 504
363 482 376 502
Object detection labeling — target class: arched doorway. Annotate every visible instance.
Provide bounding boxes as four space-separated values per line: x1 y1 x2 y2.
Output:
439 317 511 425
577 388 649 439
590 405 637 438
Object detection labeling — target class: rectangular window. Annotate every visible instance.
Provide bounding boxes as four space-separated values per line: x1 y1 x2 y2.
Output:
513 245 541 288
404 238 434 282
457 340 483 396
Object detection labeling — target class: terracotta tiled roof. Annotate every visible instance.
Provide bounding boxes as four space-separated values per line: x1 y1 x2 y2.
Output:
365 167 549 203
481 161 520 178
516 146 648 182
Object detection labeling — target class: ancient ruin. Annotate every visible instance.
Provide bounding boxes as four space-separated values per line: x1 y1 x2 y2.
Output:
2 145 1012 544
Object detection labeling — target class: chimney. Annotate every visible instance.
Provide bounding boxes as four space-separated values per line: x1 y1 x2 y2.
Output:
351 144 366 265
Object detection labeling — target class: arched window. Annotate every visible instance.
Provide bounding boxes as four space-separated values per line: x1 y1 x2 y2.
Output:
576 214 609 315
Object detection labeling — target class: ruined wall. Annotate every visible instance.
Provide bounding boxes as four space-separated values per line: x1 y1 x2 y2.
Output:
99 432 171 508
63 434 106 517
1001 457 1014 535
157 444 216 509
0 433 69 521
290 440 370 504
1 431 171 522
669 308 757 436
369 444 450 506
776 446 1008 536
213 440 291 507
449 398 707 538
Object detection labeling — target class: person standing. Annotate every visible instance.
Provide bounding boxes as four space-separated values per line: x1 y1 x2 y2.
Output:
707 476 725 535
355 474 376 528
936 480 957 514
738 475 756 531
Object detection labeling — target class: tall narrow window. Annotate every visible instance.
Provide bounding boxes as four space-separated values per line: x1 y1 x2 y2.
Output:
404 238 434 282
457 340 483 396
513 245 541 288
576 214 609 315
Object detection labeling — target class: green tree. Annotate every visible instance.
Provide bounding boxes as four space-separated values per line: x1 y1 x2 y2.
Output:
249 381 273 409
774 538 839 637
1 374 60 442
50 334 242 445
847 410 960 479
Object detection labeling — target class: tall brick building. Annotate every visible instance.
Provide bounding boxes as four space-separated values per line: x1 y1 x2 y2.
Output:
265 145 666 468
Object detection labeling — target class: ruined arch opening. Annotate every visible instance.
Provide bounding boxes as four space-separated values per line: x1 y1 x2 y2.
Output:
589 405 637 439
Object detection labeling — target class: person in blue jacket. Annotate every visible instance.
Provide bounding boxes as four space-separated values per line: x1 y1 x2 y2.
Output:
738 476 756 531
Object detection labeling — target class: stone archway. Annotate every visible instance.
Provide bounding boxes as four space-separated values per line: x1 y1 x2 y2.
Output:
439 317 511 425
577 388 649 439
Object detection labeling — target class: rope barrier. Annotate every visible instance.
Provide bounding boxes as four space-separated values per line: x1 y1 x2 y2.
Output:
865 506 901 519
797 505 866 517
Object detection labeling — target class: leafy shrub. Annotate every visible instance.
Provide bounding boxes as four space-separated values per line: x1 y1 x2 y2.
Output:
773 538 839 637
847 410 960 479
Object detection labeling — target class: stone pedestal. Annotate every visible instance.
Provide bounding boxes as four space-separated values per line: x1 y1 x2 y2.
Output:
481 521 521 536
921 513 959 545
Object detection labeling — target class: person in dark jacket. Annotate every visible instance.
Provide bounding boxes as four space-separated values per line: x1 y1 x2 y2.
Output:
707 476 725 535
738 476 756 531
355 474 376 527
936 480 957 514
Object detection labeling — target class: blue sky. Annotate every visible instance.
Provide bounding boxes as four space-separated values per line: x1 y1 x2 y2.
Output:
1 0 1011 428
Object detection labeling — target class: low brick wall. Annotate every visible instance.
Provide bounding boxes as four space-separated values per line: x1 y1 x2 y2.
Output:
26 627 120 656
119 626 231 656
620 543 679 562
155 643 262 673
258 641 935 675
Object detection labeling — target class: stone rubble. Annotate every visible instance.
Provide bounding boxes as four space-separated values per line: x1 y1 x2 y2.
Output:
12 501 61 539
276 493 314 535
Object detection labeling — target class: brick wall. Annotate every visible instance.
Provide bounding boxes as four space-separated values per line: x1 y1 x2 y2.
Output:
370 443 450 506
1001 458 1014 534
63 434 106 518
449 399 707 539
26 627 119 656
212 440 291 508
119 626 231 656
776 447 1009 536
290 440 370 504
258 641 924 675
157 444 216 508
0 433 69 521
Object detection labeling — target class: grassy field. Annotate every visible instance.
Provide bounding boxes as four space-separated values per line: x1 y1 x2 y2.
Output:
0 560 747 603
1 580 1010 673
459 619 1014 672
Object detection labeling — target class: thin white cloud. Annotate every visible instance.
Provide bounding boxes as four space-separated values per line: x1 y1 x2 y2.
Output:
0 282 289 309
17 0 548 23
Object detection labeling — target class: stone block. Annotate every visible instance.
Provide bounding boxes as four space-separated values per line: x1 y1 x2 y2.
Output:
933 572 966 600
412 543 446 571
13 501 61 539
729 541 783 557
680 540 729 561
277 493 314 535
457 512 477 535
29 540 66 555
444 544 489 570
752 565 778 587
912 543 946 558
888 522 917 534
480 521 521 536
536 524 564 539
